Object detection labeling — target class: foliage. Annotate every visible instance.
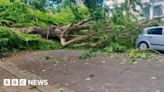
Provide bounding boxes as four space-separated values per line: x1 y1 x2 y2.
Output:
54 6 90 25
121 0 141 14
84 0 101 11
79 52 96 59
147 18 164 27
70 5 85 22
56 0 91 24
0 26 61 55
0 1 57 27
60 0 75 8
0 0 90 27
103 9 142 52
128 49 153 60
104 43 127 53
26 0 46 11
92 7 106 32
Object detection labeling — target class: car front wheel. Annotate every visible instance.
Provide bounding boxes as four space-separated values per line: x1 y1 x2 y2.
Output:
138 42 149 50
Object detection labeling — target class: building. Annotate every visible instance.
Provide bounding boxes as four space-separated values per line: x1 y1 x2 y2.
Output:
103 0 164 19
141 0 164 19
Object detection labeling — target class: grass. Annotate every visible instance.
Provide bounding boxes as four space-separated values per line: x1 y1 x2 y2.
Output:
127 49 157 64
79 51 96 59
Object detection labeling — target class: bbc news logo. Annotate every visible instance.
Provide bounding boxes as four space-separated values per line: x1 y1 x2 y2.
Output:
3 79 48 86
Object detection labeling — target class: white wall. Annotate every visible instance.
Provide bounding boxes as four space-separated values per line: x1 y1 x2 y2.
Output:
141 0 150 3
103 0 125 6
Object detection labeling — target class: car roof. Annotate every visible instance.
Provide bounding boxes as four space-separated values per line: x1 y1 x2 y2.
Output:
144 26 164 30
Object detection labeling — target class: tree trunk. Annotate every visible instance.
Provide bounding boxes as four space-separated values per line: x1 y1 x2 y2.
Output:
12 19 98 47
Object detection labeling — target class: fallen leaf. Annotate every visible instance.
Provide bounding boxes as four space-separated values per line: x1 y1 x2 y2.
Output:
86 78 91 81
122 60 127 62
120 62 125 64
132 61 138 64
155 89 160 92
151 76 157 80
42 69 46 72
58 87 64 92
102 61 106 63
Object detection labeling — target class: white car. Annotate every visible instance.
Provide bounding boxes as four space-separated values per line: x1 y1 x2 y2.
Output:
136 26 164 50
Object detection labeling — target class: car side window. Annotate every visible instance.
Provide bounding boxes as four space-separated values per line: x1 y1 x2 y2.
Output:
147 28 163 35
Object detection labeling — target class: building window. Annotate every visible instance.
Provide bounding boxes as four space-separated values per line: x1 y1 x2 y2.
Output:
150 0 155 2
153 5 163 17
142 7 150 17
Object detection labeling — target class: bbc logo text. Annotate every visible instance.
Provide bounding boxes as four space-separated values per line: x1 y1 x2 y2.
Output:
3 79 48 86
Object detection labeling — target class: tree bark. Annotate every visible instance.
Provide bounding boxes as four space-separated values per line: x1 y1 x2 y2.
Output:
12 19 97 47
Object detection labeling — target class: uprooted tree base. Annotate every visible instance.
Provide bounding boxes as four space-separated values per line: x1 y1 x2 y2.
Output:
12 19 99 47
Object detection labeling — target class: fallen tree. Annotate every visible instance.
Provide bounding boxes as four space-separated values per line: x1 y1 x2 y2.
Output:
12 19 99 47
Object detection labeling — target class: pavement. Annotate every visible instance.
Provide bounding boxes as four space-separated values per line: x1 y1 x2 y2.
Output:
0 67 39 92
0 50 164 92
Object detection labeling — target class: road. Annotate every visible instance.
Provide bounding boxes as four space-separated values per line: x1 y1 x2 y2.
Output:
0 50 164 92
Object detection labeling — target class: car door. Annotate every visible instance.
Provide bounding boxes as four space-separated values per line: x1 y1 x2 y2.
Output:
146 27 164 50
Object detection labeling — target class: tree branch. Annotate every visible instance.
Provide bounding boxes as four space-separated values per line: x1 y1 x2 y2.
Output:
60 32 98 46
78 18 93 25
